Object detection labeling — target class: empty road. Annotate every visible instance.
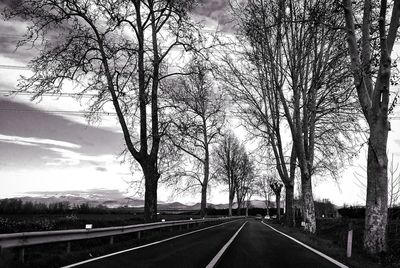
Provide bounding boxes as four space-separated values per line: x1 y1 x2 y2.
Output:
64 219 347 268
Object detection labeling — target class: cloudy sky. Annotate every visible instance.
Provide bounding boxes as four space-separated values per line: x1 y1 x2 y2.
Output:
1 0 400 206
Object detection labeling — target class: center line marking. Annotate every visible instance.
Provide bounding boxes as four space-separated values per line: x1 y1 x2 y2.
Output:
206 221 247 268
62 219 242 268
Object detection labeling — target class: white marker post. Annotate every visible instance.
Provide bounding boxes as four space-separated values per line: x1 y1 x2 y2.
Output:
346 222 353 258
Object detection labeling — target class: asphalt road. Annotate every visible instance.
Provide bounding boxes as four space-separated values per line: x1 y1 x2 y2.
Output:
72 220 246 268
217 220 341 268
68 219 344 268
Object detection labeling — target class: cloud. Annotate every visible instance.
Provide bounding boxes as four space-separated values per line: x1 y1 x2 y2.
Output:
96 166 107 172
25 188 128 199
193 0 234 32
44 147 116 166
0 134 81 149
0 18 37 64
0 98 124 171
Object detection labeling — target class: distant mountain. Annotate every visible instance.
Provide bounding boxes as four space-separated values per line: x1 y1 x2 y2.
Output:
187 200 271 210
158 202 189 210
13 195 146 209
4 195 272 210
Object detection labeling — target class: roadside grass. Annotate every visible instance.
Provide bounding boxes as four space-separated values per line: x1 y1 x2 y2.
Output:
265 218 400 268
0 218 222 268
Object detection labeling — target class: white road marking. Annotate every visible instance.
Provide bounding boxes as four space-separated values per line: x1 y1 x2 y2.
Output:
261 221 349 268
61 219 242 268
206 221 248 268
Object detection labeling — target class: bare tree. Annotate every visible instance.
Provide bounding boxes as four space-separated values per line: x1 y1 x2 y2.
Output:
234 151 256 215
342 0 400 253
216 0 298 227
218 0 360 232
270 180 283 220
255 175 274 217
354 153 400 209
244 185 256 217
214 132 254 216
214 132 240 216
165 57 226 217
6 0 199 222
389 154 400 208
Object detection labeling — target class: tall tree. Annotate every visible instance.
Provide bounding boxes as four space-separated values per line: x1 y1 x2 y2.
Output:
6 0 199 222
214 132 242 216
218 0 360 231
342 0 400 253
255 175 274 217
234 151 256 215
217 0 298 226
165 58 225 217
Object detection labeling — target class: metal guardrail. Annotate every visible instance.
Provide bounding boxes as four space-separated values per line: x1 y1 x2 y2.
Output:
0 217 242 252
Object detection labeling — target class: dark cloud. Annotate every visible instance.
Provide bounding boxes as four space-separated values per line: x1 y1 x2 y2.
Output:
0 98 125 169
0 4 38 64
193 0 234 31
0 36 37 64
96 166 107 172
0 140 61 169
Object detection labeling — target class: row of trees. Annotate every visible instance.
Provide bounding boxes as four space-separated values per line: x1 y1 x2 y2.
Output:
5 0 400 255
216 0 360 234
0 199 105 214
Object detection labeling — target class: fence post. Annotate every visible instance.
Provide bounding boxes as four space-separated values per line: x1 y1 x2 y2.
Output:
19 248 25 263
347 222 353 258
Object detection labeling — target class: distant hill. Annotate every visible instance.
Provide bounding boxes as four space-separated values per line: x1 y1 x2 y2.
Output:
12 195 146 209
3 195 274 210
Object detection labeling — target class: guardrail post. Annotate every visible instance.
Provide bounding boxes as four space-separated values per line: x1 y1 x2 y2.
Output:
19 247 25 263
66 242 71 254
109 236 114 245
347 222 353 258
137 231 141 240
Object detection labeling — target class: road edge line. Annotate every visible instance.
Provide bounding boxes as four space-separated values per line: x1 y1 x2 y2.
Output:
61 219 241 268
205 221 248 268
261 221 348 268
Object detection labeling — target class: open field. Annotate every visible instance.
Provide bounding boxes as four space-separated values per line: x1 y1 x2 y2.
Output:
0 212 204 234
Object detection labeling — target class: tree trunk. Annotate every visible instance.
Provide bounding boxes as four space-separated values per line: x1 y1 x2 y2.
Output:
228 190 234 217
276 193 281 220
201 123 210 218
143 167 160 222
236 197 241 216
364 123 388 253
200 183 207 217
301 174 316 233
285 184 295 227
